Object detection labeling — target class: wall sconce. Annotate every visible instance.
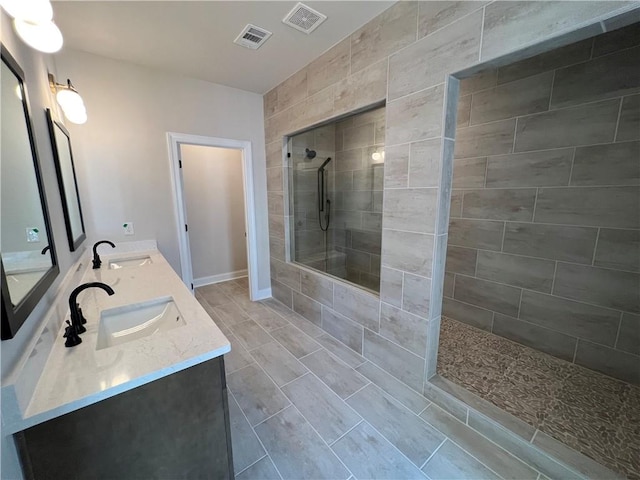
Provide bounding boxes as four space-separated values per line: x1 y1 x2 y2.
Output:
1 0 63 53
49 74 87 124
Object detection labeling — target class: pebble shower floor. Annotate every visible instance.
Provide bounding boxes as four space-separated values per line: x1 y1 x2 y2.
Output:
438 316 640 479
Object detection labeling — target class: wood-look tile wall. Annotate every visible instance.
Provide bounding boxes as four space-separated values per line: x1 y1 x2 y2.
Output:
264 1 639 395
445 22 640 384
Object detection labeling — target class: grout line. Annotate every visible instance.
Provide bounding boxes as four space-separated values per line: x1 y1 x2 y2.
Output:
247 403 292 429
567 146 577 186
590 228 601 266
516 289 524 318
451 273 456 298
354 414 433 472
547 69 556 111
531 188 539 222
226 359 257 377
234 454 268 477
572 339 579 363
328 419 364 447
500 221 507 252
478 6 486 62
228 390 286 480
549 261 558 296
420 438 447 470
451 271 627 321
448 215 634 235
613 311 624 349
287 400 357 478
342 381 372 402
511 118 518 153
530 428 539 444
482 154 489 188
613 97 624 142
415 2 420 42
278 372 310 390
406 138 413 189
418 403 432 417
387 81 446 105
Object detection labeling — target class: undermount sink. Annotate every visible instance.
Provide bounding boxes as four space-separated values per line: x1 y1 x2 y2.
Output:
108 255 153 269
96 297 186 350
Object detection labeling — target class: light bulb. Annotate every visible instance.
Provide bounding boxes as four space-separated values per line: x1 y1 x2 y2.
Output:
1 0 53 24
56 88 84 111
371 150 385 163
14 19 63 53
62 104 87 125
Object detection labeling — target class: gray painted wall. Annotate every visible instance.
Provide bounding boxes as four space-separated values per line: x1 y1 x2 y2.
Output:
444 23 640 384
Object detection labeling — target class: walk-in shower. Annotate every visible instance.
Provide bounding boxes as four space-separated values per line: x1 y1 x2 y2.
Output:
287 105 385 293
438 23 639 479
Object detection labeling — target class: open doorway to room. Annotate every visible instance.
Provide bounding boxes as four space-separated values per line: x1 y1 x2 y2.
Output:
167 133 260 300
181 144 247 286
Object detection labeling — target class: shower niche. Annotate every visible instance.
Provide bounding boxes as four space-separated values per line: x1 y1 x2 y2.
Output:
287 105 385 293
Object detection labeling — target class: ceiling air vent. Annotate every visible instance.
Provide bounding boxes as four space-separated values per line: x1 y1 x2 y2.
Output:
282 2 326 34
234 24 272 50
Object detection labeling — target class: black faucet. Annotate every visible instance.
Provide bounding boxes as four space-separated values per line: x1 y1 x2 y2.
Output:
92 240 115 269
64 282 115 347
41 245 50 255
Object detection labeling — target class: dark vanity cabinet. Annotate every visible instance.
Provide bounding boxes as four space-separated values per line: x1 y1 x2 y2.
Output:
15 357 234 479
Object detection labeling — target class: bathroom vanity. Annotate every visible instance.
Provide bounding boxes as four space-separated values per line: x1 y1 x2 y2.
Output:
3 246 233 479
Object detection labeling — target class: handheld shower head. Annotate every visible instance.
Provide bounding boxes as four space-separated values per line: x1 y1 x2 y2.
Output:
305 148 317 159
318 157 332 171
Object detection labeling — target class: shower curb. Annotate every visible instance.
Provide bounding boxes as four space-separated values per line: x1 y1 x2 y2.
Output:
424 375 623 480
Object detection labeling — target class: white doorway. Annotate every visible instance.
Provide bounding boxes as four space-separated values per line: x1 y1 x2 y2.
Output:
167 133 260 300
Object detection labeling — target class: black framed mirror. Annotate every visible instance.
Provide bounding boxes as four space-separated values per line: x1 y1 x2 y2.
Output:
46 109 86 252
1 45 59 340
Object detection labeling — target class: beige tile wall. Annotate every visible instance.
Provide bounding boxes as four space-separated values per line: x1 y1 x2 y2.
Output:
445 24 640 384
263 1 639 395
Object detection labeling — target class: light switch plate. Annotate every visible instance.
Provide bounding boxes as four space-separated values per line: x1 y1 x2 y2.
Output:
123 222 134 236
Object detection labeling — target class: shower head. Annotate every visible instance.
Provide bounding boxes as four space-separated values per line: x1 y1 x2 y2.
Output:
318 157 332 171
305 148 316 159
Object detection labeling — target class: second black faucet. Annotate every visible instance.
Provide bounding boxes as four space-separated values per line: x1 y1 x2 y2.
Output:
92 240 115 269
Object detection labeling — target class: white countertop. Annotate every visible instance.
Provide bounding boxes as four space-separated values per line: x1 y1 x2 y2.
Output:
9 248 230 432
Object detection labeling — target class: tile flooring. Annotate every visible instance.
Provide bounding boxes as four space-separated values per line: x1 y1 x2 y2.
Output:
438 316 640 479
196 279 544 480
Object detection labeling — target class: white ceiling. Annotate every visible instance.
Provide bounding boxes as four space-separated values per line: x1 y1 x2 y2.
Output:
51 1 395 94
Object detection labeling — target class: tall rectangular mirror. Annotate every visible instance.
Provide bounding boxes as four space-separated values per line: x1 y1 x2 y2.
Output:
46 109 86 251
1 45 59 339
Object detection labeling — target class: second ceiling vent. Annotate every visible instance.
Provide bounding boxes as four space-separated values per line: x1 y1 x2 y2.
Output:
282 2 327 34
234 24 272 50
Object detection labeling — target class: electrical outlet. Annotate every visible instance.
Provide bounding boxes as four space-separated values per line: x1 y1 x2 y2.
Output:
26 227 40 242
123 222 134 236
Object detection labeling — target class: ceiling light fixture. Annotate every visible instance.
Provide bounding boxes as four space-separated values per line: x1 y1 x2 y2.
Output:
1 0 64 53
49 74 87 124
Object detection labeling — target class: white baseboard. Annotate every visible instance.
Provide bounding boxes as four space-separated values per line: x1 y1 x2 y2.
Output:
193 270 248 288
254 287 272 301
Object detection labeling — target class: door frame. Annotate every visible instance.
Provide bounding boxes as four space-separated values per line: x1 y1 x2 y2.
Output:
166 132 260 300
